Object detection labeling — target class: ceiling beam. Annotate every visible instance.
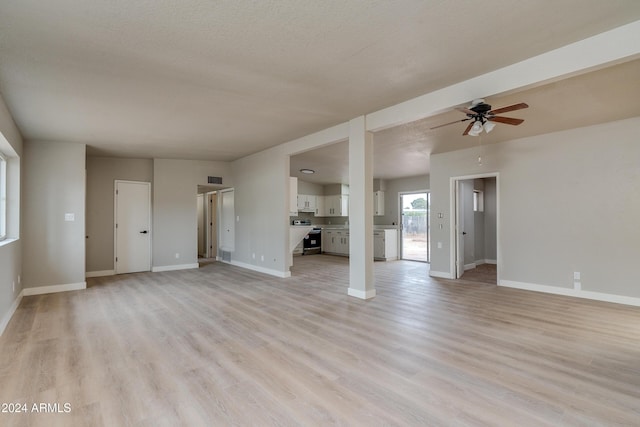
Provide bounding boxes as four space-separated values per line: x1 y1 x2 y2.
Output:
366 20 640 132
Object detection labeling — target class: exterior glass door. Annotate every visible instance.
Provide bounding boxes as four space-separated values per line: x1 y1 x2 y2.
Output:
400 192 430 262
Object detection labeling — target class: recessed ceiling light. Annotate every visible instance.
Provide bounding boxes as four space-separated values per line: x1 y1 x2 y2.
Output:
300 168 315 174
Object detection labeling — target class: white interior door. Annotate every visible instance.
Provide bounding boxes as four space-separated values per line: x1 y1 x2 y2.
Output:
219 189 235 252
115 181 151 274
207 193 218 258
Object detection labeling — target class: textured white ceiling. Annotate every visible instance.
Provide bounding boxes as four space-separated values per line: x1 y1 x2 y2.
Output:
1 1 640 164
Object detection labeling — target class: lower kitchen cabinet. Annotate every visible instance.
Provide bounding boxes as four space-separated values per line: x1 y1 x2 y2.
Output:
323 229 349 256
374 229 398 261
323 228 397 260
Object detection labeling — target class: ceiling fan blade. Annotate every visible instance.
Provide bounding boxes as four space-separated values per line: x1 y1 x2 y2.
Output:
489 102 529 115
462 122 474 135
488 116 524 125
456 106 476 115
430 118 471 130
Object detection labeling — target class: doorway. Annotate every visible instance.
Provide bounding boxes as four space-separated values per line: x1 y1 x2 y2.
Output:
114 180 151 274
197 191 218 260
399 191 430 262
453 174 498 283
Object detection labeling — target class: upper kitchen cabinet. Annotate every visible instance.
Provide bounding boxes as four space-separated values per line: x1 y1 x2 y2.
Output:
325 194 348 217
315 196 325 216
297 194 317 212
373 191 384 216
323 183 349 217
289 177 298 216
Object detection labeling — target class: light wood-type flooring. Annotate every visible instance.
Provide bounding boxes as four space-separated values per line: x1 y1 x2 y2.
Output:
460 263 497 285
1 255 639 426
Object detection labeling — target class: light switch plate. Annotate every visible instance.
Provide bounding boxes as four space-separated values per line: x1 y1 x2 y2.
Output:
64 213 75 222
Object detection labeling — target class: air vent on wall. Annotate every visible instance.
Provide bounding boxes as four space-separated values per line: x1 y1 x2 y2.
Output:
208 176 223 184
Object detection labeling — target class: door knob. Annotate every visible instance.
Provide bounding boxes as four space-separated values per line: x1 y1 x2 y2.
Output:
462 231 467 235
140 230 148 234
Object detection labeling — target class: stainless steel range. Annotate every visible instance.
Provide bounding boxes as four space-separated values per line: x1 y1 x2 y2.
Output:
292 219 321 254
302 227 321 254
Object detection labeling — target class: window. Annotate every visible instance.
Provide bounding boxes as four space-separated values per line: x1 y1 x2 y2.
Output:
473 190 484 212
0 152 6 240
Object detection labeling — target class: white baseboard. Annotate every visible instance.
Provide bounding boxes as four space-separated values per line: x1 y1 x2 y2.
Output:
464 263 476 271
22 281 86 296
0 290 24 336
429 270 454 279
85 270 115 278
225 260 291 278
151 263 199 273
348 288 376 300
500 280 640 307
474 259 497 265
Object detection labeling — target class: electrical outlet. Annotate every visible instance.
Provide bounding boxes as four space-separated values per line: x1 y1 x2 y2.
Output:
252 253 255 259
573 271 581 280
175 253 180 259
437 242 443 249
574 282 582 291
260 255 264 262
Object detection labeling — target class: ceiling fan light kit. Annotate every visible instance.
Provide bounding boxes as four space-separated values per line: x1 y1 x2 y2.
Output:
483 121 496 133
431 99 529 136
468 121 483 136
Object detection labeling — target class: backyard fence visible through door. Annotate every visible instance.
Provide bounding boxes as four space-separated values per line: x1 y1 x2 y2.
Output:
400 192 430 262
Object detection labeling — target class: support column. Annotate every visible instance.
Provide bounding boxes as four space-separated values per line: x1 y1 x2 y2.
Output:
348 116 375 299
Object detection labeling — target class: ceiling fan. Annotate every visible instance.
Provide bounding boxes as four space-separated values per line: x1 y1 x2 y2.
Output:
431 99 529 136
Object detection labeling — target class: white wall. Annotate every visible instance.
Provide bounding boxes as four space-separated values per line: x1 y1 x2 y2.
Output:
230 150 289 276
0 93 23 334
430 117 640 300
152 159 231 269
297 180 324 196
86 156 153 273
22 141 86 289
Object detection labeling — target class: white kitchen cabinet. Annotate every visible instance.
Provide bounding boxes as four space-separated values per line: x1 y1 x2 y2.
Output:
289 177 298 216
335 230 349 255
373 191 385 216
315 196 325 216
323 228 396 260
322 229 349 256
323 229 335 253
297 194 317 212
374 229 398 261
325 195 348 217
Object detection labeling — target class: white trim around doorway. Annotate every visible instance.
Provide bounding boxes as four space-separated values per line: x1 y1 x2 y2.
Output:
449 172 500 283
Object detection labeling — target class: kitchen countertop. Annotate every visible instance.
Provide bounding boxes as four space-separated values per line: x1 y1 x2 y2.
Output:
316 225 398 230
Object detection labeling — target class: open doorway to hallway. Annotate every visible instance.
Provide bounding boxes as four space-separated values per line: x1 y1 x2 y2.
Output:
197 189 219 265
454 175 497 284
400 191 430 262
